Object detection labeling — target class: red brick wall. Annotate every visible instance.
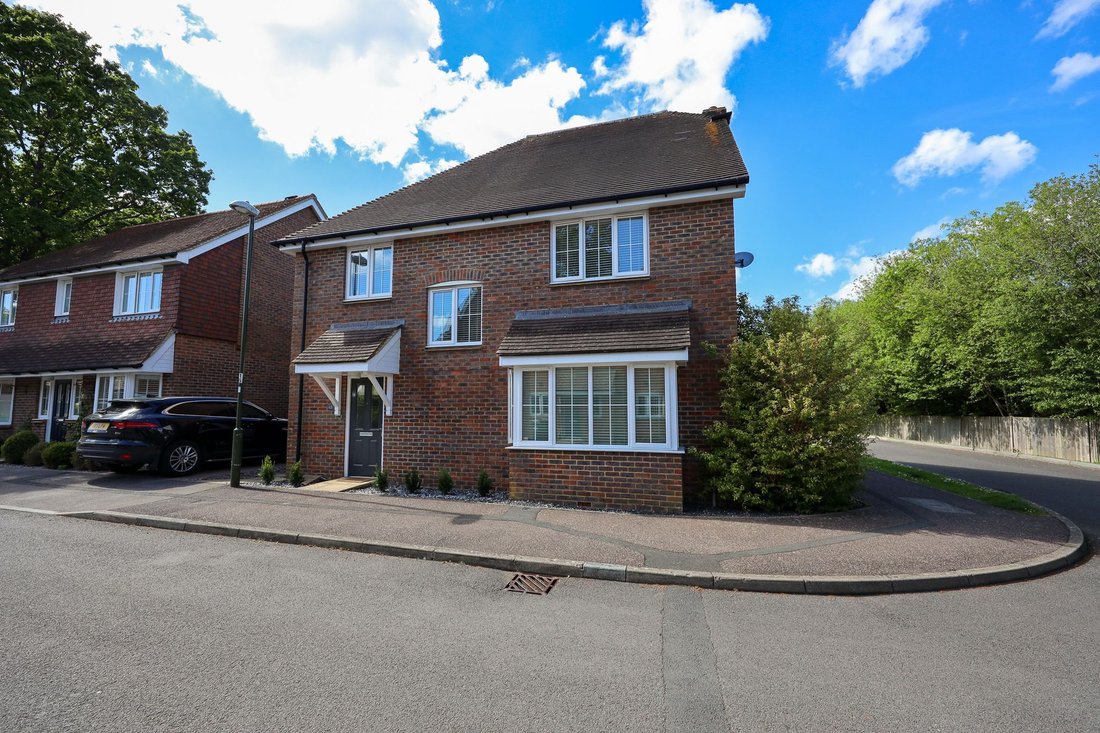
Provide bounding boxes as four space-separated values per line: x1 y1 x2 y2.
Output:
508 449 683 513
288 198 737 509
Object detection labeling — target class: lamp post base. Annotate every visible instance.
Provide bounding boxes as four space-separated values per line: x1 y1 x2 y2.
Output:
229 427 244 487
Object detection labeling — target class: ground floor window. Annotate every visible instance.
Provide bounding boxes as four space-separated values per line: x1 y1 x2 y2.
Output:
94 373 163 411
0 380 13 426
37 378 83 420
511 362 677 450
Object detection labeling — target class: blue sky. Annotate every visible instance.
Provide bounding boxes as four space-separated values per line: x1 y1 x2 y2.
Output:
21 0 1100 302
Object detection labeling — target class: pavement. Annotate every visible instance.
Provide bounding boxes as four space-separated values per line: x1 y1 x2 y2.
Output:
0 460 1086 594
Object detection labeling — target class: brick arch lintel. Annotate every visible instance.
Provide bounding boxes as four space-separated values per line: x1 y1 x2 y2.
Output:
422 268 485 287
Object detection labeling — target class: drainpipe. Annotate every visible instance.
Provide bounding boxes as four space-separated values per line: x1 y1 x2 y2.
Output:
294 242 310 462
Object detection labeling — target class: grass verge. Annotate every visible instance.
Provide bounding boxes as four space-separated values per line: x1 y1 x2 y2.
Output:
862 456 1044 515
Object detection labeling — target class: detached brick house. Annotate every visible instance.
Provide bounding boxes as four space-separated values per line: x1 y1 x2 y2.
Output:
277 108 748 512
0 196 325 444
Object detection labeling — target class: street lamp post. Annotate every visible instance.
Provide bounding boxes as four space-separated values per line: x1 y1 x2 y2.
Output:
229 200 260 488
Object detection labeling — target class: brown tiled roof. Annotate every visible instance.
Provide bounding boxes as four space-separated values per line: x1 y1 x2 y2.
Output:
294 321 403 364
497 301 692 357
278 109 747 244
0 328 172 376
0 196 318 282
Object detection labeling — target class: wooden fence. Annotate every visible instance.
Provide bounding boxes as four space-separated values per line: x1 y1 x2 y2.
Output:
871 415 1099 464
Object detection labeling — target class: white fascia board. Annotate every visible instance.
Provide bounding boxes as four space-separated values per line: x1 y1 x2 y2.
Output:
498 350 689 367
294 362 400 375
176 197 327 263
279 185 746 253
0 257 178 289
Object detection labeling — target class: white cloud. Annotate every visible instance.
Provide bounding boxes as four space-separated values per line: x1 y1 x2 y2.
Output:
27 1 588 168
140 59 159 78
596 0 768 112
832 251 904 300
1037 0 1100 39
1051 52 1100 91
911 216 950 241
892 128 1037 187
796 253 839 278
401 157 461 183
830 0 946 88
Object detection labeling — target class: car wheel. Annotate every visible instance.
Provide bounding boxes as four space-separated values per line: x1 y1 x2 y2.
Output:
160 441 202 476
109 465 141 474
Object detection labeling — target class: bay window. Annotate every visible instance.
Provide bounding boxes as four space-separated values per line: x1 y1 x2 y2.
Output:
346 245 393 299
428 283 482 347
95 373 161 411
551 213 647 283
512 363 676 450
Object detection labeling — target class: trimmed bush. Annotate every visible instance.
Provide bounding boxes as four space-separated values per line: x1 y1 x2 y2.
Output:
476 470 494 497
259 455 276 485
287 460 304 487
404 467 421 494
42 441 77 470
23 442 45 466
375 467 389 492
2 430 40 464
437 468 453 495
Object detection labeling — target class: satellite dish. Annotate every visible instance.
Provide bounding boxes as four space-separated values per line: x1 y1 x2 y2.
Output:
734 251 755 268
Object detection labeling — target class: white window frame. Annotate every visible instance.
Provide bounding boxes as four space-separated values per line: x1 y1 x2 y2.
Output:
55 279 73 317
0 380 13 426
510 361 678 452
93 373 162 412
0 287 16 326
37 377 82 420
114 267 163 316
550 212 649 284
345 244 393 301
427 281 483 348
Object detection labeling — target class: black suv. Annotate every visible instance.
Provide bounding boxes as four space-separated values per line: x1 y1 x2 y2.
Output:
76 397 288 476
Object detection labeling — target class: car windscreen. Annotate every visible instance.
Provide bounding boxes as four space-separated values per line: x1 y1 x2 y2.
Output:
99 401 145 417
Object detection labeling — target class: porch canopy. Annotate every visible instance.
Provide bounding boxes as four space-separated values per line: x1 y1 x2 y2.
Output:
293 320 402 416
0 329 175 378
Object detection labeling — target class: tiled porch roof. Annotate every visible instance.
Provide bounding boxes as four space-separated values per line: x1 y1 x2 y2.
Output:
0 328 172 376
294 321 403 365
497 301 692 357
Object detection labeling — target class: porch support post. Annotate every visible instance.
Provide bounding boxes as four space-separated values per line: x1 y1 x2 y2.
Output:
366 374 393 416
308 374 342 416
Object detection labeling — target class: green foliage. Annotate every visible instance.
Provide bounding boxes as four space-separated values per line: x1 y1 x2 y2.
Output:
0 5 212 269
22 442 44 466
2 430 39 464
437 468 453 495
404 467 422 494
375 467 389 492
694 302 874 513
839 162 1100 418
258 455 275 485
476 470 494 497
287 460 304 487
41 441 76 469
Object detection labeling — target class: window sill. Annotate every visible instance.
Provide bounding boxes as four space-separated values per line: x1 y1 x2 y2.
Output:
0 326 13 333
110 313 161 322
52 316 70 324
549 274 650 287
344 294 392 303
507 444 683 454
426 342 483 350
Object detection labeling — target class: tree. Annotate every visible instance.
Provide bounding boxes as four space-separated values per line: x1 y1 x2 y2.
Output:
695 298 875 513
0 5 211 269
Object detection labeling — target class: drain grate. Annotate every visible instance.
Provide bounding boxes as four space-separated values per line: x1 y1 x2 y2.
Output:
505 573 559 595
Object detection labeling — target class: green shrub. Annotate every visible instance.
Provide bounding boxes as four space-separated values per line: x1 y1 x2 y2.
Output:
375 466 389 492
2 430 40 464
259 455 276 485
476 470 494 497
404 467 421 494
693 300 874 513
23 442 45 466
287 460 304 487
42 441 77 470
437 468 453 495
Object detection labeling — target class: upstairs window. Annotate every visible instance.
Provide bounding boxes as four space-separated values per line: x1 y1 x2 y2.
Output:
116 269 162 315
55 279 72 317
0 287 16 326
346 245 393 299
428 283 482 347
551 213 648 283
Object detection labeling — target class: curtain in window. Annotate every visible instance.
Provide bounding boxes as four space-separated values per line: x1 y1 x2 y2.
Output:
584 218 612 278
372 247 392 295
456 286 482 343
592 366 628 445
555 223 580 278
616 216 645 273
555 367 589 444
634 367 667 443
521 370 549 441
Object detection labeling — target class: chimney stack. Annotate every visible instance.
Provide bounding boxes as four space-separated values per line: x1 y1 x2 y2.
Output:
702 106 731 123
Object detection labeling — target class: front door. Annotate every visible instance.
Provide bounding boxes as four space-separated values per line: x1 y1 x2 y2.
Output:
50 379 72 442
347 378 383 476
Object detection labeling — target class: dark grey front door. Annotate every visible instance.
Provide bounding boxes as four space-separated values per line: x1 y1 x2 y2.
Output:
347 378 383 476
50 379 72 442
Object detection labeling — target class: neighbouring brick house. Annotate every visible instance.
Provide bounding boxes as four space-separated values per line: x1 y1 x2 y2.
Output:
276 109 749 512
0 196 325 445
